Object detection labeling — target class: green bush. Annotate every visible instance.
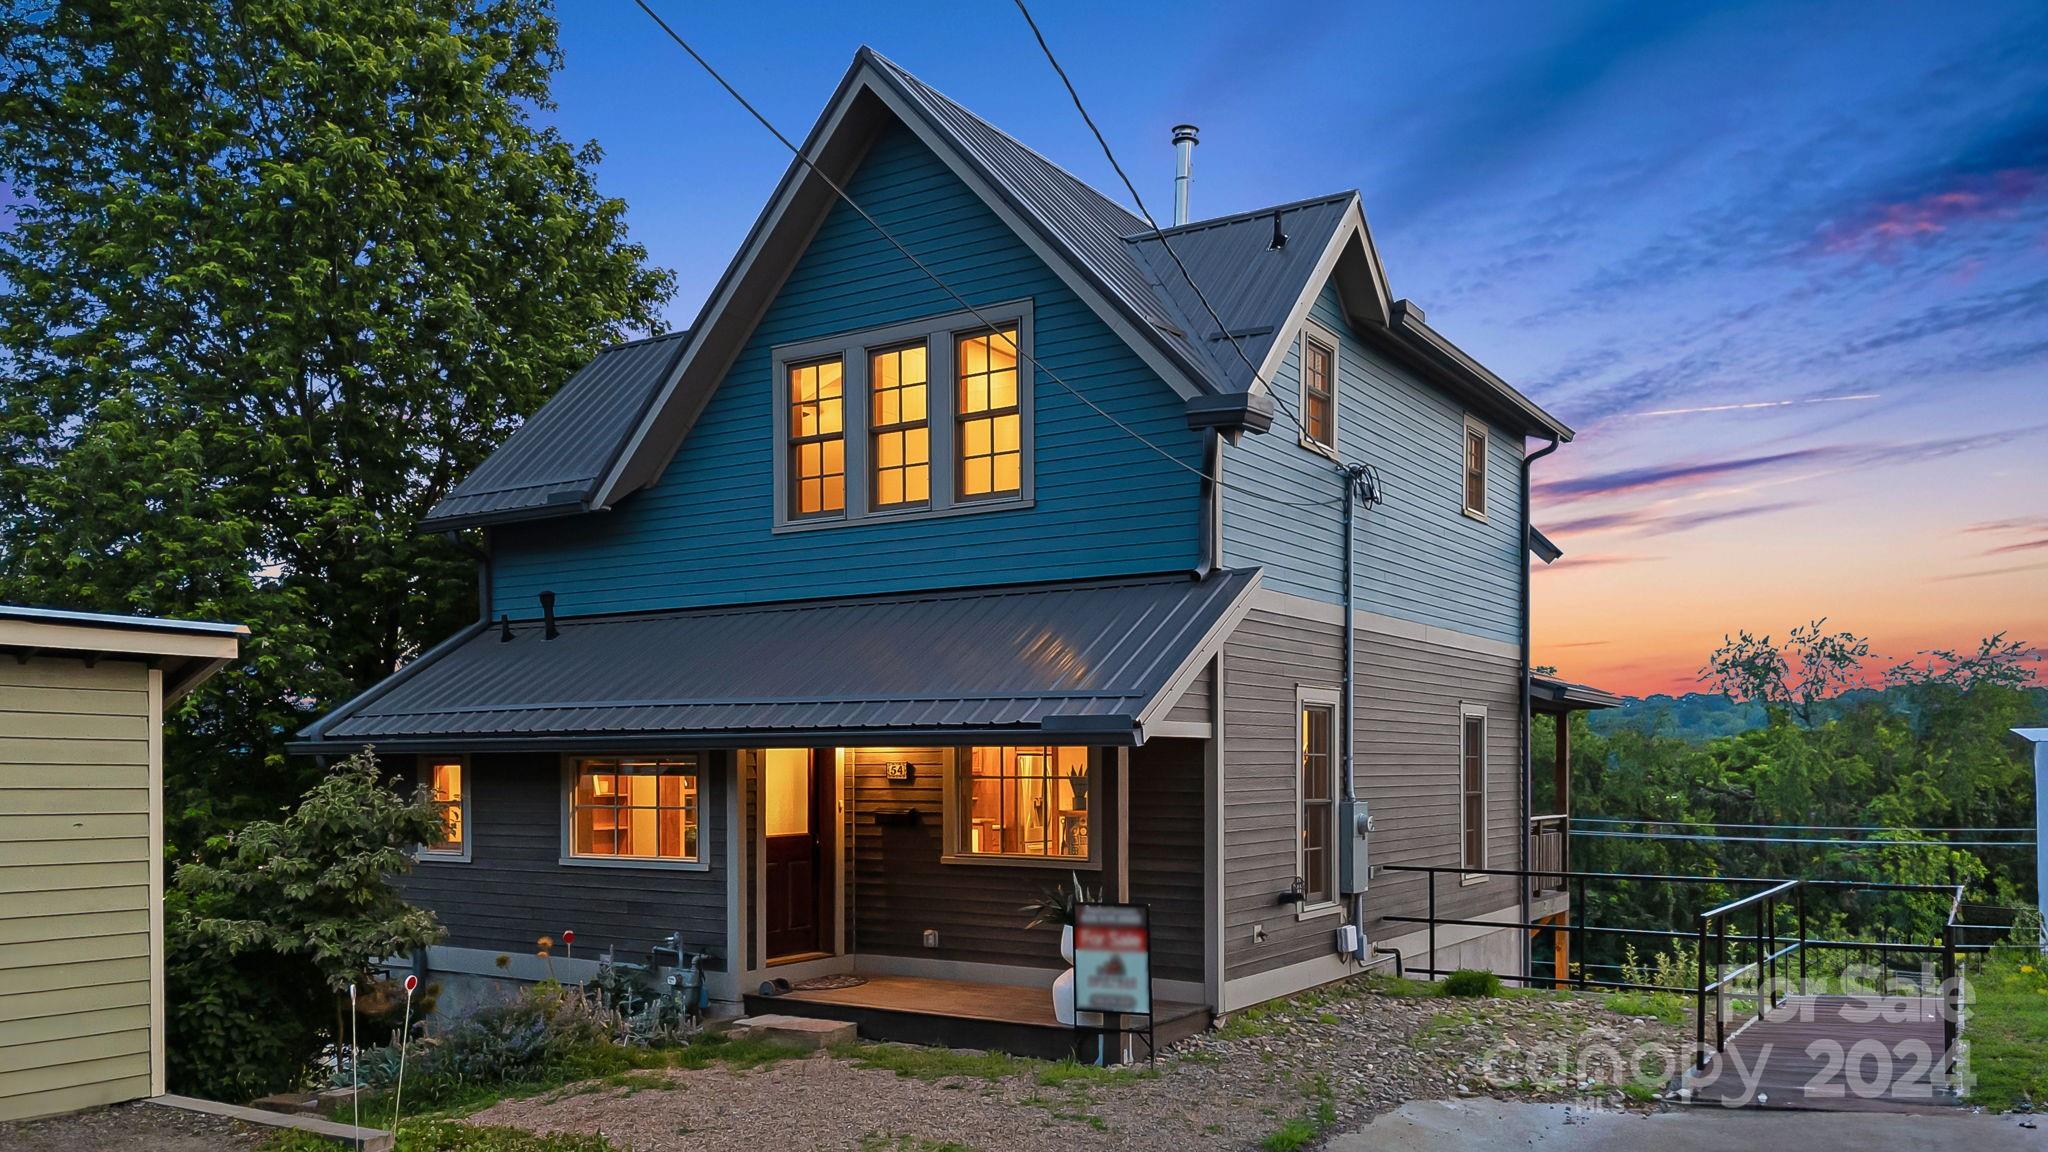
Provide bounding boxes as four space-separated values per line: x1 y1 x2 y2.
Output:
1439 969 1504 998
165 887 331 1101
348 981 640 1112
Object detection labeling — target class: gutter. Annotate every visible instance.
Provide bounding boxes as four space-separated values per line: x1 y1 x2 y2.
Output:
1519 435 1561 982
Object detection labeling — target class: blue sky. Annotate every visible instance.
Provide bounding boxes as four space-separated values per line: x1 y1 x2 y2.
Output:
549 1 2048 692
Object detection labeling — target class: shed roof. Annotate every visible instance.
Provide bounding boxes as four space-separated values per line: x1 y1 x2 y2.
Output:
293 570 1258 753
1529 674 1623 714
0 604 246 703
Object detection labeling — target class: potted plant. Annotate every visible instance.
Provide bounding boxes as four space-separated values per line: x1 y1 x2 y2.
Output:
1023 872 1095 1025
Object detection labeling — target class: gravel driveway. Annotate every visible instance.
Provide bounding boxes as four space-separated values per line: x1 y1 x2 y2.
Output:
473 978 1688 1151
0 1101 265 1152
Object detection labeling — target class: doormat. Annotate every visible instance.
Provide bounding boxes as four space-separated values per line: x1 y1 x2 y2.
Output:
791 975 868 991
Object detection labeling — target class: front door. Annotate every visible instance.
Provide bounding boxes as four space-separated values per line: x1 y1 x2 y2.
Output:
763 749 830 960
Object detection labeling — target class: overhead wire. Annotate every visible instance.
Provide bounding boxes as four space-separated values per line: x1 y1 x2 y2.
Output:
628 0 1346 511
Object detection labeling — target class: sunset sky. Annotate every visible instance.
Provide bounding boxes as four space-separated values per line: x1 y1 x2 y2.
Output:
550 1 2047 697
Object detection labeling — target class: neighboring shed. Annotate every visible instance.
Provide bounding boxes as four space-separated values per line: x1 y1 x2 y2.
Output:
0 606 244 1122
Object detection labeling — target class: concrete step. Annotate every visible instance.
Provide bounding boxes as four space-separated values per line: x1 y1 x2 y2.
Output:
727 1013 858 1050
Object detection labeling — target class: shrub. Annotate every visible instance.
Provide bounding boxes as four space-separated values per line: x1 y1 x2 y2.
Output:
1439 969 1503 998
349 980 638 1110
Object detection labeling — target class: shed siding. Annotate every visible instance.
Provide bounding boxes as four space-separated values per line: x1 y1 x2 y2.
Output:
1220 605 1523 983
0 658 154 1122
399 752 729 967
1221 283 1526 645
490 120 1202 620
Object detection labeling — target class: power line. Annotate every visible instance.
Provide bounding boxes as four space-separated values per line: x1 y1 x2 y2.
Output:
628 1 1345 512
1009 0 1321 451
1572 829 2034 849
1576 817 2034 834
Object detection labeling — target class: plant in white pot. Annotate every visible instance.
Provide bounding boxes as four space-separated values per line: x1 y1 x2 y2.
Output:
1023 872 1097 1025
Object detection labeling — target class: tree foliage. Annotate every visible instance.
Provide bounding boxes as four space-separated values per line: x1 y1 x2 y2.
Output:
0 0 675 846
1700 618 1875 726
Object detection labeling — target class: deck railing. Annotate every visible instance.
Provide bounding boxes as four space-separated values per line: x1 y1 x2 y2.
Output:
1527 815 1568 897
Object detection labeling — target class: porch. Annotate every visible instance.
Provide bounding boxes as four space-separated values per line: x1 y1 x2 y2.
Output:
741 974 1209 1060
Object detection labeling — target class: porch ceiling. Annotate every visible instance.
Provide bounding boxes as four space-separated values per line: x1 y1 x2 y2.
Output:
292 570 1257 753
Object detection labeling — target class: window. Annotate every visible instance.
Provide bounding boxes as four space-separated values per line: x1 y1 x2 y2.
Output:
1460 708 1487 874
1297 689 1339 906
948 746 1092 863
788 358 846 519
1462 416 1488 519
1300 328 1338 455
421 758 467 859
956 326 1022 500
772 302 1033 531
567 757 702 866
869 343 930 510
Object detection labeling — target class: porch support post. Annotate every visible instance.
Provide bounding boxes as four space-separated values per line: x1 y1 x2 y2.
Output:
1204 654 1226 1013
1554 714 1570 875
1113 746 1131 904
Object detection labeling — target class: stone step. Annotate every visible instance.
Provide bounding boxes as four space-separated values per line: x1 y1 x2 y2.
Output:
726 1013 857 1050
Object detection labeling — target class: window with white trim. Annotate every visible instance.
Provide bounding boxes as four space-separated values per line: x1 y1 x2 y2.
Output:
566 756 702 865
945 746 1094 864
1460 708 1487 873
420 758 468 859
1300 327 1338 455
1462 416 1488 519
1297 686 1340 906
772 303 1033 531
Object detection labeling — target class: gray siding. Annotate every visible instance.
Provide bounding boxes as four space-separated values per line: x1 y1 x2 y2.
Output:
1220 282 1527 645
1220 604 1523 982
401 752 729 967
1126 739 1205 985
847 748 1089 971
1162 665 1213 728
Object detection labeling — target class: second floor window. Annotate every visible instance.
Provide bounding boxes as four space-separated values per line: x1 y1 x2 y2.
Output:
1301 330 1337 455
1462 417 1488 519
957 326 1022 499
788 358 845 518
869 343 930 510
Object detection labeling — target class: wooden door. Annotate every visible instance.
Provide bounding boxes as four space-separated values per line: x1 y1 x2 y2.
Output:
764 749 829 960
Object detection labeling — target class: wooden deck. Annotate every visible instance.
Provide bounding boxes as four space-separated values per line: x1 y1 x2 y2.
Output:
1679 994 1958 1111
742 974 1208 1061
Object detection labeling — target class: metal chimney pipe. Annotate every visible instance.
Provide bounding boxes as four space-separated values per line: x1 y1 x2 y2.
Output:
1172 124 1199 226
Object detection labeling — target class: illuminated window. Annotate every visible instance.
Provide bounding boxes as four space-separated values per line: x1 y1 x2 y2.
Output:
1462 417 1488 518
952 746 1090 861
869 343 930 510
788 358 845 518
1461 709 1488 873
569 757 701 864
1301 331 1337 454
956 326 1022 500
422 759 466 858
1299 701 1336 904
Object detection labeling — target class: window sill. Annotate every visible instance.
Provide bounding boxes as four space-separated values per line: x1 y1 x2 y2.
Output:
772 496 1033 534
558 854 710 873
1461 507 1488 523
415 849 471 864
1299 436 1341 462
1460 872 1489 887
940 852 1097 871
1295 900 1343 923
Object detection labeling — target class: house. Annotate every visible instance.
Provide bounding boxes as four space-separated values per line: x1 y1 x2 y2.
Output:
294 48 1584 1050
0 605 244 1121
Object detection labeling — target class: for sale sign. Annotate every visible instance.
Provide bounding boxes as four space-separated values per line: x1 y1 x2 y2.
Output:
1073 902 1151 1016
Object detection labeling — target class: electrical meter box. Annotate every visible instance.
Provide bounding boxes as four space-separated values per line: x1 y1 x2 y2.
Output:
1338 797 1372 894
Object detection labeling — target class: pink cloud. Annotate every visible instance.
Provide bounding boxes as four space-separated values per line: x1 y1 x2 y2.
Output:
1818 169 2043 257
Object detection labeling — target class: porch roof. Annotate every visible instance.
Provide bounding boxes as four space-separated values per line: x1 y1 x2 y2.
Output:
291 570 1258 754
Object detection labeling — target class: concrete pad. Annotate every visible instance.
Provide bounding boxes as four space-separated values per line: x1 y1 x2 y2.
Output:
727 1014 857 1050
1329 1098 2046 1152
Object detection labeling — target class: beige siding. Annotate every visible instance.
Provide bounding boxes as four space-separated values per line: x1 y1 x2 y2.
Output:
0 658 157 1122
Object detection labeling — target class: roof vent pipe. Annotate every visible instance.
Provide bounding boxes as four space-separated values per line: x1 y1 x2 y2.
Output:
1172 124 1199 226
539 591 558 640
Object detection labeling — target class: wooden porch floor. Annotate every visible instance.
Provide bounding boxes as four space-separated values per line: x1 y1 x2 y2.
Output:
1679 994 1958 1111
744 974 1208 1059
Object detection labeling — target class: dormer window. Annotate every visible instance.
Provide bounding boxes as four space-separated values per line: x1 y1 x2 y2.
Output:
772 302 1034 532
1298 322 1339 457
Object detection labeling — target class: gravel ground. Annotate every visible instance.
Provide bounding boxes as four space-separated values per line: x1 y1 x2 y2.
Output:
473 977 1689 1152
0 1101 266 1152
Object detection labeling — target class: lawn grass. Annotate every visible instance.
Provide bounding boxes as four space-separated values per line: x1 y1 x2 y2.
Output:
1259 1074 1337 1152
1604 989 1689 1026
265 1119 617 1151
1964 946 2048 1111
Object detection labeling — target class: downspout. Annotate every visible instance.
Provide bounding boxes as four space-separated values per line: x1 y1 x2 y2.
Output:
1519 435 1561 982
1192 428 1222 580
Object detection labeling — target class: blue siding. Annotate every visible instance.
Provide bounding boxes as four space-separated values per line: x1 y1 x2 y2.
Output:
1220 284 1526 644
490 123 1203 618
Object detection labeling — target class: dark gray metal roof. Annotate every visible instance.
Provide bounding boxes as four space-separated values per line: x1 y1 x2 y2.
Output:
293 570 1259 752
1128 194 1356 394
1530 674 1623 713
421 331 690 530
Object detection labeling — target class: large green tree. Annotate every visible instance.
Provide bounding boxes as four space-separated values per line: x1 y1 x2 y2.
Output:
0 1 674 844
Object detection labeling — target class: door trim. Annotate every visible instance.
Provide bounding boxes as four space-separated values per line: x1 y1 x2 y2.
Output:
750 747 847 973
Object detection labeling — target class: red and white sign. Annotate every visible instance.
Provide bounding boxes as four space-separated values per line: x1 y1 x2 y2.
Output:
1073 903 1151 1015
